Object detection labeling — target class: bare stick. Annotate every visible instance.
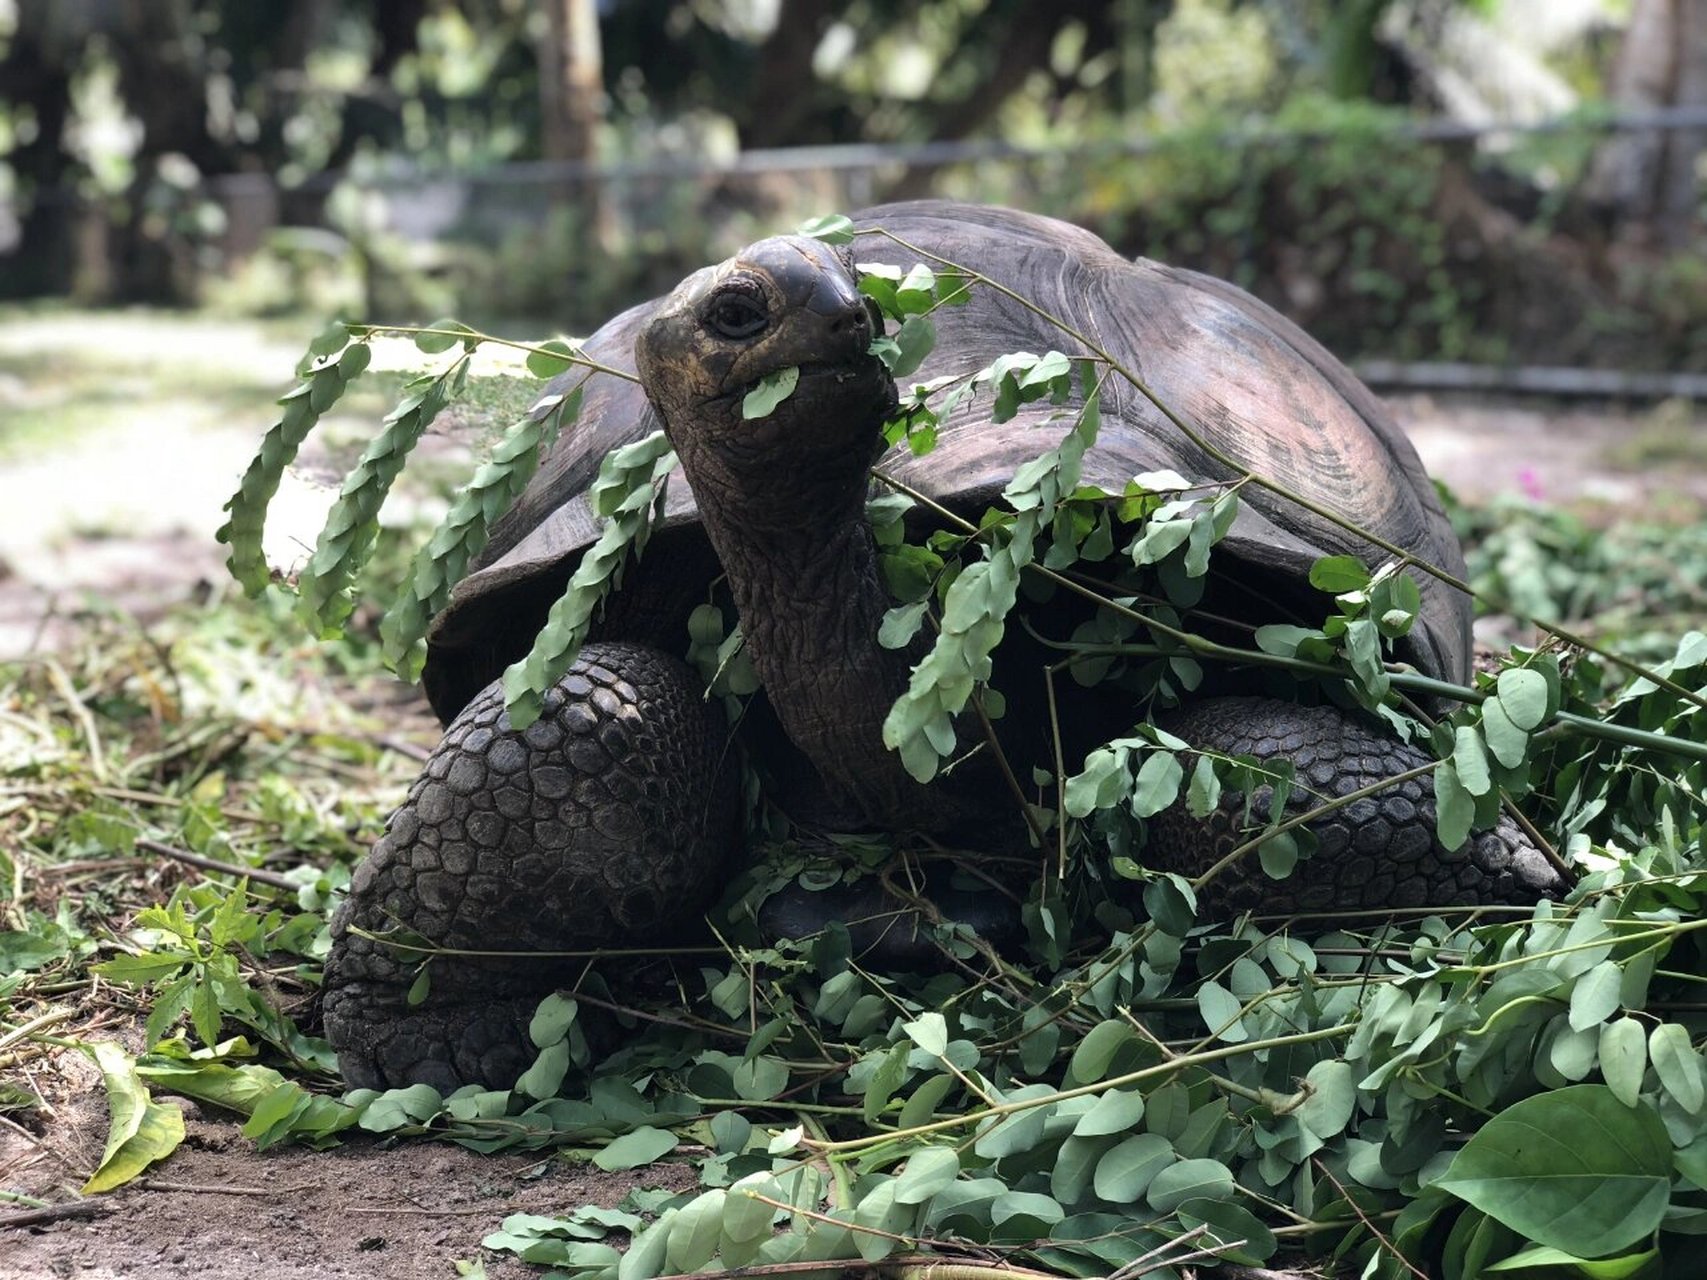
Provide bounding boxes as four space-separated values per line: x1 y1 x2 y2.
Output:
136 839 299 892
141 1179 321 1196
0 1200 105 1229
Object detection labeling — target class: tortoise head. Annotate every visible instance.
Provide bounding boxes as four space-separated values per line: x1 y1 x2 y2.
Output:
636 236 896 499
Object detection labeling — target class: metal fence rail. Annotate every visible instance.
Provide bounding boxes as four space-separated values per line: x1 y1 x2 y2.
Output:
203 105 1707 195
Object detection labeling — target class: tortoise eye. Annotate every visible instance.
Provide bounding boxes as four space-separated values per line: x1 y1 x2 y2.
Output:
705 291 768 340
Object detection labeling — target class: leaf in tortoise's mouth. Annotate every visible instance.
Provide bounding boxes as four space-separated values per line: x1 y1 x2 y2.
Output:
728 357 887 411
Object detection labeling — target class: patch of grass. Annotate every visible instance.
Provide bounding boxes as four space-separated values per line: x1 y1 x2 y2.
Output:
0 590 417 1118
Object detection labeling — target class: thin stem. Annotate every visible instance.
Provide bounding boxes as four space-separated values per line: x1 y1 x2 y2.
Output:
345 926 725 960
349 324 639 385
969 689 1046 848
808 1022 1356 1155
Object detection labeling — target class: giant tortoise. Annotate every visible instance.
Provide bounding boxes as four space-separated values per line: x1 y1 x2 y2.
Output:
322 201 1562 1090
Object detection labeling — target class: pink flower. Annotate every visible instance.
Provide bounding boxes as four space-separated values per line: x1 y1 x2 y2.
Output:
1516 467 1544 501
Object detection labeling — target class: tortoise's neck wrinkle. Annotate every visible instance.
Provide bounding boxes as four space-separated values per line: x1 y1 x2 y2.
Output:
694 486 929 828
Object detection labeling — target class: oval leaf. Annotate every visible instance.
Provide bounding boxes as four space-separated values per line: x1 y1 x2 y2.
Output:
593 1125 679 1172
1093 1133 1174 1203
1497 667 1550 731
1436 1086 1670 1259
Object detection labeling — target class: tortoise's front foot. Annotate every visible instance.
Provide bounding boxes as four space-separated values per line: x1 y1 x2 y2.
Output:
323 642 739 1091
1148 697 1567 916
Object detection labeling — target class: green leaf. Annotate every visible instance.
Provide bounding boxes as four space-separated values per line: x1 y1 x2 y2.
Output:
1073 1089 1145 1138
1435 1085 1671 1259
1146 1158 1234 1212
1599 1017 1647 1107
898 1073 956 1131
1257 829 1300 881
894 1147 959 1205
974 1089 1053 1159
503 433 676 728
1453 726 1492 796
665 1189 726 1272
415 318 473 353
889 315 935 379
307 321 350 357
515 1039 570 1100
0 929 70 972
852 1180 904 1261
723 1174 780 1243
902 1012 949 1058
217 386 329 593
189 974 222 1047
1569 960 1623 1032
1484 1244 1658 1277
1176 1197 1277 1265
742 366 800 419
732 1056 789 1101
1649 1023 1704 1115
991 1190 1064 1233
879 601 929 650
95 952 189 985
1309 555 1371 594
709 1110 751 1156
1481 696 1530 770
358 1083 443 1131
799 213 856 244
1093 1134 1174 1203
618 1212 674 1280
1069 1021 1136 1084
526 338 581 379
1130 750 1183 818
529 993 579 1048
1143 875 1197 936
592 1126 679 1172
82 1041 187 1193
1185 755 1221 818
337 342 371 379
1434 759 1474 851
1197 981 1246 1043
1298 1060 1356 1140
1497 667 1550 731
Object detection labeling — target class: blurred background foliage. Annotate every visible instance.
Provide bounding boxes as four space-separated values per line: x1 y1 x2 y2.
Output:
0 0 1702 366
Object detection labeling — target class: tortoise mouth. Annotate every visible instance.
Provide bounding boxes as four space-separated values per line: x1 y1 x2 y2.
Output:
718 353 895 411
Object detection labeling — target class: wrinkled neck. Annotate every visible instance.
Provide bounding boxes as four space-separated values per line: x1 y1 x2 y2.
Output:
672 434 935 828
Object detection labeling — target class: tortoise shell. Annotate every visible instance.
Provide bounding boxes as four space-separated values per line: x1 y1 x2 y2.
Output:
422 201 1468 722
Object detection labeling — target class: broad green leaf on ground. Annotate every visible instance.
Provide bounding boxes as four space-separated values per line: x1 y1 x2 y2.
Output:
81 1040 187 1193
592 1125 679 1172
1435 1085 1671 1258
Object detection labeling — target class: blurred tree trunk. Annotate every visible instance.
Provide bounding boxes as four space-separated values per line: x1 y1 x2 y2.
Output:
0 0 78 297
1586 0 1707 249
539 0 611 240
739 0 839 149
880 0 1106 203
106 0 237 300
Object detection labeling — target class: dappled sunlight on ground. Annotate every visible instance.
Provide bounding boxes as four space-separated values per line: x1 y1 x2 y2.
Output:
0 312 526 658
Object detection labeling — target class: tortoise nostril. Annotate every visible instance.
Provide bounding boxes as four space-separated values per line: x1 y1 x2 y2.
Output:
830 309 869 339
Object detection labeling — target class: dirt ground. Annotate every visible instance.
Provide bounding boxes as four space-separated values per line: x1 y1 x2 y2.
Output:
2 310 1702 1278
0 1049 697 1279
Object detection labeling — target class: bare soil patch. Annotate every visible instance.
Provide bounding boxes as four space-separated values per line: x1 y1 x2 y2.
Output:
3 1080 695 1280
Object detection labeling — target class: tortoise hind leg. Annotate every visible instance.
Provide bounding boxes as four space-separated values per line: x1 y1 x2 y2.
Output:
322 642 740 1092
1147 697 1565 916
